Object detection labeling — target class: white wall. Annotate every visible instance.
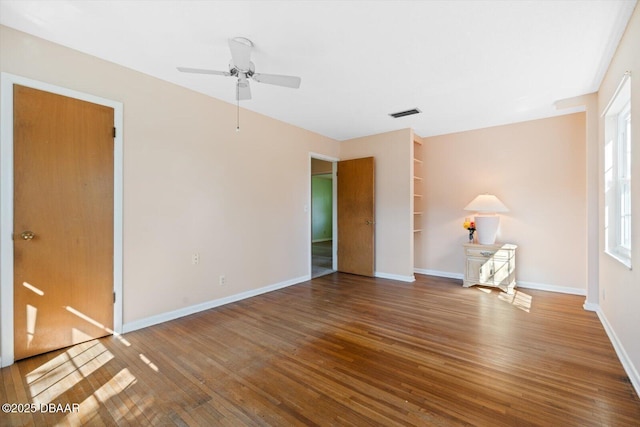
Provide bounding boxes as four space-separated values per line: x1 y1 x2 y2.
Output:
0 25 340 331
596 3 640 394
418 113 587 293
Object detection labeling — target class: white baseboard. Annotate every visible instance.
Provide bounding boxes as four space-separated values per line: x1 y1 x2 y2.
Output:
414 269 463 280
415 269 586 296
123 274 310 333
375 272 415 282
594 306 640 399
516 280 586 296
583 302 599 311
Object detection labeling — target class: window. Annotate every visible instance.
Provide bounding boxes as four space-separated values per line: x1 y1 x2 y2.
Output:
604 72 631 268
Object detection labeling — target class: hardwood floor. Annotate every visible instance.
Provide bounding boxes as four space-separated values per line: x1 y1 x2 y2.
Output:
2 273 639 426
312 240 334 278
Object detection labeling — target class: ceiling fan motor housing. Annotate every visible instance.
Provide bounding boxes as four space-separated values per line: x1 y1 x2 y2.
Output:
229 60 255 75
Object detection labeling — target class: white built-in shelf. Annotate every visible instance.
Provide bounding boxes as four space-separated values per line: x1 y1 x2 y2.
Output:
413 134 424 266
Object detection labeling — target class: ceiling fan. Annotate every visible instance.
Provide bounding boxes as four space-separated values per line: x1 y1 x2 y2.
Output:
177 37 301 101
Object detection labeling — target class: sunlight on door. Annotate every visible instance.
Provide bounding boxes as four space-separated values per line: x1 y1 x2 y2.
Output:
26 304 37 349
23 282 45 351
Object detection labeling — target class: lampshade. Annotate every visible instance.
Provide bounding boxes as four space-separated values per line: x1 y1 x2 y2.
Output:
464 194 509 213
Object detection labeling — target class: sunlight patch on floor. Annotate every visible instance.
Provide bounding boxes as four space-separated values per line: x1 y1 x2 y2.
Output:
27 340 114 404
21 329 161 425
498 290 532 312
139 353 159 372
93 367 137 403
474 286 532 312
113 333 132 347
75 368 138 425
20 300 163 424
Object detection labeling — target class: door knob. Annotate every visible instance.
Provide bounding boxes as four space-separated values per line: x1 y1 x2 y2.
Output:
20 231 35 241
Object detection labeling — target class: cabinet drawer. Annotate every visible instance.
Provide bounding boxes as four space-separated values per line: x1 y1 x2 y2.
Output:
465 248 513 260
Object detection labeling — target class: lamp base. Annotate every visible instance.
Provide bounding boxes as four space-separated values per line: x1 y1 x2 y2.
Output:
474 215 500 245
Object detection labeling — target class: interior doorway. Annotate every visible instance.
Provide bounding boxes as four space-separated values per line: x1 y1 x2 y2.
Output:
311 157 336 278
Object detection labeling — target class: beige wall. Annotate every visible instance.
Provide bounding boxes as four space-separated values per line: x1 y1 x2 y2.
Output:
418 113 587 292
596 4 640 388
0 26 340 326
340 129 414 280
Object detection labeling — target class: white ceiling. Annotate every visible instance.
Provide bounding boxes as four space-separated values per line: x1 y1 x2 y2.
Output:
0 0 636 140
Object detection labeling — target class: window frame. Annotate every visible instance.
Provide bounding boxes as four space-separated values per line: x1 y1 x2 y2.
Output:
603 72 632 269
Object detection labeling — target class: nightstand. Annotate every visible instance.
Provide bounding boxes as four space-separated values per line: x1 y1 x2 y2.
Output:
463 243 517 294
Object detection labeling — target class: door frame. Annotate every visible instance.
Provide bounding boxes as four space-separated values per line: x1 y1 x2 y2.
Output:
309 153 339 276
0 73 124 367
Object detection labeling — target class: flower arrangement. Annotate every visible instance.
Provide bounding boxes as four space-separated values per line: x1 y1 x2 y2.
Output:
463 217 476 243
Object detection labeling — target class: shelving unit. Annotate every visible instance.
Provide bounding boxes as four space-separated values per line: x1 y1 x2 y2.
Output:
413 136 423 233
412 134 424 271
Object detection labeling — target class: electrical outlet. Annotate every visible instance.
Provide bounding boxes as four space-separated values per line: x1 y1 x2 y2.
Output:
192 253 199 265
219 275 225 286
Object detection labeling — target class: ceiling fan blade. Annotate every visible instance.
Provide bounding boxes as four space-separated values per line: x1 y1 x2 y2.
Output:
177 66 230 76
252 73 301 89
228 37 253 71
236 79 251 101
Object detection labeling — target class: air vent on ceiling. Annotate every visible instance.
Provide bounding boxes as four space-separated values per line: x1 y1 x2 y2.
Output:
389 108 421 118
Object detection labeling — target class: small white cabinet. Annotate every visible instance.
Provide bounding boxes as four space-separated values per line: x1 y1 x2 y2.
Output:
463 243 517 294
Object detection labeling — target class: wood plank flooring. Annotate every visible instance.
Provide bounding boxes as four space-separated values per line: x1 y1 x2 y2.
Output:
312 240 334 278
2 273 639 426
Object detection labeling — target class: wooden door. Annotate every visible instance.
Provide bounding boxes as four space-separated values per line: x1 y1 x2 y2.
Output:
337 157 375 276
13 85 114 360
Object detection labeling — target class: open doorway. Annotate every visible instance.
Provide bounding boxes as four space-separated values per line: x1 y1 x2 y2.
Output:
311 157 336 278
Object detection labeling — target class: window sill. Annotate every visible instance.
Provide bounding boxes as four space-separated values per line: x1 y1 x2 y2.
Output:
605 250 632 270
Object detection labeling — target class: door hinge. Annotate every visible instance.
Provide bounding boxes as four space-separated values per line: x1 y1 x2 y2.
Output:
113 127 116 138
113 292 116 303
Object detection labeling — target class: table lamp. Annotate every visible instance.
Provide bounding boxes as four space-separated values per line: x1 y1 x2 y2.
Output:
464 194 509 244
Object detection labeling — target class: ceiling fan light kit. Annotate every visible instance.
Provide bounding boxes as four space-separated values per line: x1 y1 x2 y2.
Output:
178 36 302 131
